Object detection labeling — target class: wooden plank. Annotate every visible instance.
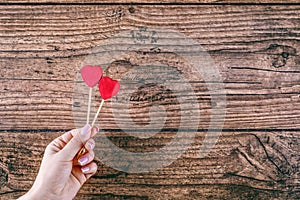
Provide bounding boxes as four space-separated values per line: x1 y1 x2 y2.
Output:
1 5 300 130
0 4 299 199
1 0 300 4
1 5 300 59
1 55 300 130
0 131 299 199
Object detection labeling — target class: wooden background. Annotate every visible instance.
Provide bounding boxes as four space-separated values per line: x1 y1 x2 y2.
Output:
0 0 300 199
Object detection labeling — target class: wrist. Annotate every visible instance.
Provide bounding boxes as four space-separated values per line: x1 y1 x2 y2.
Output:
18 187 40 200
21 185 62 200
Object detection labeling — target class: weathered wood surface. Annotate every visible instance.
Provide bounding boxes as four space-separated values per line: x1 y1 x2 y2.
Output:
2 0 300 4
1 5 300 130
0 3 300 200
0 131 299 199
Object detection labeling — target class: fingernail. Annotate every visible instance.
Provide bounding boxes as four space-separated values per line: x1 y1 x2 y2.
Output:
91 127 99 136
81 166 89 173
88 141 95 149
78 156 88 165
81 124 90 136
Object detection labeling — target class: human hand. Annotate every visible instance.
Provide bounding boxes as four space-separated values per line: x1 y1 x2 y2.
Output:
19 124 98 200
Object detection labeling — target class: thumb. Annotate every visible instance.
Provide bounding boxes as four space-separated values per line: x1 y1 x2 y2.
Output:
60 124 91 161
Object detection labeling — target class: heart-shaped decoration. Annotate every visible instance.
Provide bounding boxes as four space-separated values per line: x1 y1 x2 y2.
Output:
99 76 120 100
81 65 103 87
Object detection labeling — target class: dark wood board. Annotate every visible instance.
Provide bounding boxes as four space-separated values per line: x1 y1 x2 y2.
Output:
0 131 299 199
1 0 300 4
0 3 299 200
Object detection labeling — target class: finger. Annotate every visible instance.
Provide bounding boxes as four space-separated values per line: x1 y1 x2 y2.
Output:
45 130 74 154
85 138 95 152
75 150 95 166
60 130 76 144
71 166 87 186
47 126 95 154
46 138 66 154
81 162 98 179
75 129 97 158
91 126 99 137
60 124 92 160
71 162 97 186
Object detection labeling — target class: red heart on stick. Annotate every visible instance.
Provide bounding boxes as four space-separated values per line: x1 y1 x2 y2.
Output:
99 76 120 100
81 65 103 87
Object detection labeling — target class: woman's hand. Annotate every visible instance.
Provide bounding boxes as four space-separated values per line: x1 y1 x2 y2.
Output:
19 124 98 200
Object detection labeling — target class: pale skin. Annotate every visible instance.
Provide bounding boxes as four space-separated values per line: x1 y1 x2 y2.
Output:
19 124 98 200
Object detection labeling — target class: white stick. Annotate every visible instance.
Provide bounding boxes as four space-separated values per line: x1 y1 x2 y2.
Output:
91 99 105 127
86 88 92 124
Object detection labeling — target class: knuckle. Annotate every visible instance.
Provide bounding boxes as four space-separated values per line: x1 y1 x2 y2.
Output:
70 136 82 146
91 162 98 171
86 139 95 150
89 151 95 159
45 143 52 153
89 138 95 145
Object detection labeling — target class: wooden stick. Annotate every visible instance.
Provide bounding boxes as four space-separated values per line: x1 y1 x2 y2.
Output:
91 99 105 127
86 87 92 124
77 99 104 158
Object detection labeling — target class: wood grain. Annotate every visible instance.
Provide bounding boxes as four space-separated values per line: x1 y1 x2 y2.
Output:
1 5 300 130
1 53 300 130
1 0 300 4
0 131 299 199
1 5 300 59
1 3 300 200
